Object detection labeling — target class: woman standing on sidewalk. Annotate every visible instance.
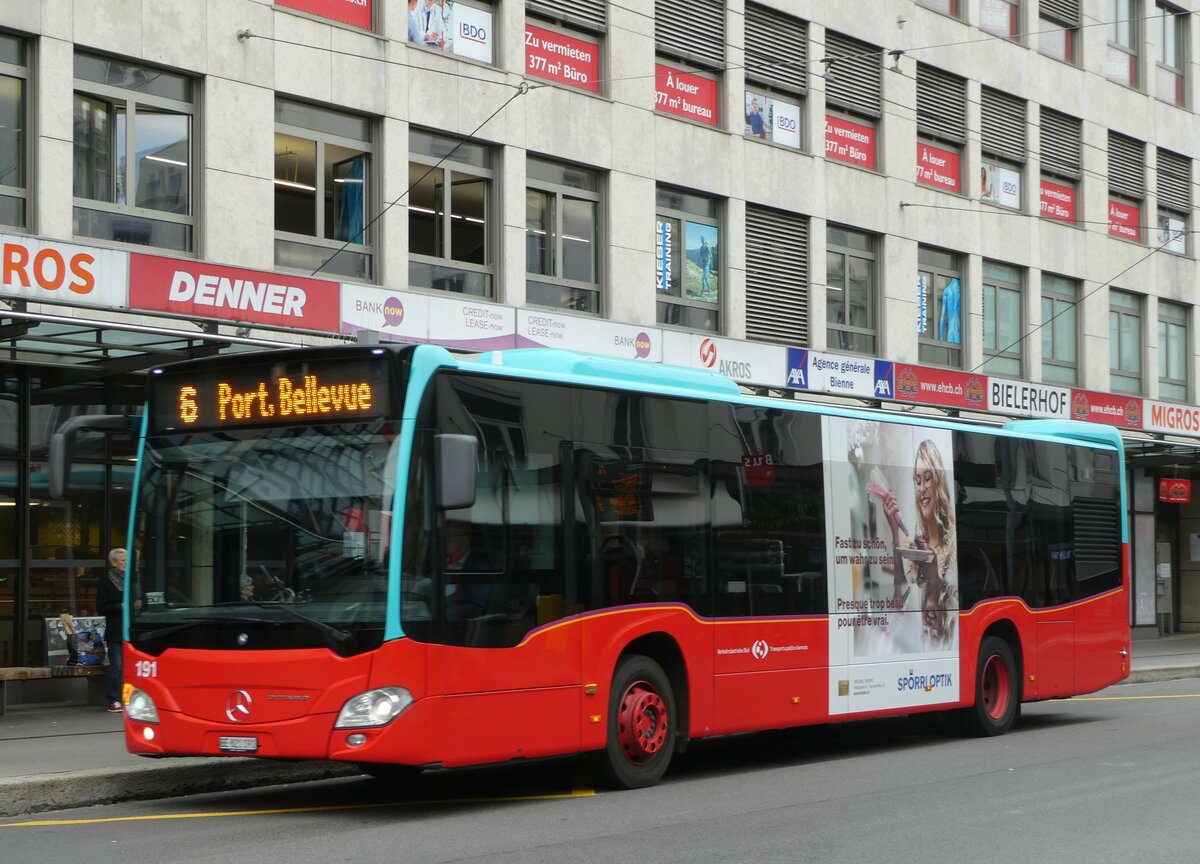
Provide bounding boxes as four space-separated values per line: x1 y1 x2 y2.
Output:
97 548 127 713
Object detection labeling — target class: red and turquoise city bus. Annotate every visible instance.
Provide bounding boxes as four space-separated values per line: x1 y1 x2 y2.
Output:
51 344 1129 788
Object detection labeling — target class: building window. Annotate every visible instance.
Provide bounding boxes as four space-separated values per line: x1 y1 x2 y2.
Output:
1110 289 1143 394
917 0 960 17
1041 274 1079 386
1155 2 1186 105
980 87 1025 209
277 0 373 28
981 0 1019 39
72 53 194 251
1158 301 1188 401
274 99 373 281
524 1 605 94
409 130 494 297
824 31 883 170
656 187 719 332
1040 109 1081 223
1038 0 1079 63
1157 148 1190 255
744 4 806 150
1108 131 1145 243
746 204 808 345
0 33 26 229
918 246 962 367
654 0 723 128
407 0 495 64
526 157 600 313
826 225 876 354
1107 0 1140 88
656 0 725 68
916 64 967 194
982 261 1023 377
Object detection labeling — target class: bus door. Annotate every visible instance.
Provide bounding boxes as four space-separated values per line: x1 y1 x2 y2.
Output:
711 405 829 734
1071 452 1127 694
1027 516 1075 700
423 374 582 765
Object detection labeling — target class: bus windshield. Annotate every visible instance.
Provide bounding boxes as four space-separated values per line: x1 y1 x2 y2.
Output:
130 422 396 655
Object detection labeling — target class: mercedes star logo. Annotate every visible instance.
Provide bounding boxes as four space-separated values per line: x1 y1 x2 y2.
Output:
225 689 253 723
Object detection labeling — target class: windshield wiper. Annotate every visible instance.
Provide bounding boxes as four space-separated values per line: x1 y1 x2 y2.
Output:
228 601 355 655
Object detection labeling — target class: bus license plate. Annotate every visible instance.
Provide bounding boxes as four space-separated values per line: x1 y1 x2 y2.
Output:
219 736 259 753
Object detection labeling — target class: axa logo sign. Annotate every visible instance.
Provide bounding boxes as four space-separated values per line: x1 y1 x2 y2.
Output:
786 347 809 389
874 362 894 399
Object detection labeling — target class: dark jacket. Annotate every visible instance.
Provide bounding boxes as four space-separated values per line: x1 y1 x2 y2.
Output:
96 569 124 644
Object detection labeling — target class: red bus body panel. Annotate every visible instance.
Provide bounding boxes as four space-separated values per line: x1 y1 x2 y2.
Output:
126 569 1130 767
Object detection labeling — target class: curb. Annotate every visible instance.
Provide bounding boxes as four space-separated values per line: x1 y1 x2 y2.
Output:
0 757 362 819
1123 665 1200 685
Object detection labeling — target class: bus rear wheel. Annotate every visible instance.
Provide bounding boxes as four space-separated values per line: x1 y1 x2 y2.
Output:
962 635 1019 737
592 654 676 789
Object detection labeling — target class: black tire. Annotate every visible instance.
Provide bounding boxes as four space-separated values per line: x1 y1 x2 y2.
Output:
590 654 676 789
961 635 1020 737
356 763 423 783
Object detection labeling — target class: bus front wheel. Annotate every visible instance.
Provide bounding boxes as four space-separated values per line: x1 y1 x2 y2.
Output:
962 635 1019 737
592 654 676 789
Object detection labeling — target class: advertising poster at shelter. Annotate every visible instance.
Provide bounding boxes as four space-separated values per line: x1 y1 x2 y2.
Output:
824 416 960 715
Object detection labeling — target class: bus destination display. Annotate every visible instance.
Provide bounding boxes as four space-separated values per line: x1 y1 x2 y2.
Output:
152 358 390 431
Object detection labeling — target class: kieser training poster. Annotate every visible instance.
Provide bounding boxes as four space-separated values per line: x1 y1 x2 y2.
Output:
823 416 960 715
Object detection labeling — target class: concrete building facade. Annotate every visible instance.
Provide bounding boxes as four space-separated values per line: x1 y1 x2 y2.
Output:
2 0 1200 667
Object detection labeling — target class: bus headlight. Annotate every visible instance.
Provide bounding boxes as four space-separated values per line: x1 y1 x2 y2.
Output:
126 688 160 724
334 687 413 729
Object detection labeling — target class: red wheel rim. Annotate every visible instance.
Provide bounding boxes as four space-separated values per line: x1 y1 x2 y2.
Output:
981 654 1011 720
616 679 669 765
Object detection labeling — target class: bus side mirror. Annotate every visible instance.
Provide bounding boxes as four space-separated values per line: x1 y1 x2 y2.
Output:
434 433 478 510
49 415 135 499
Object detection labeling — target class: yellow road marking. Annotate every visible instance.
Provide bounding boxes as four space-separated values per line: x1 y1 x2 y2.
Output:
1 787 596 829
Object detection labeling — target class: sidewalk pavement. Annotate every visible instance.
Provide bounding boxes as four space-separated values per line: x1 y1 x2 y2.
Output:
3 630 1199 819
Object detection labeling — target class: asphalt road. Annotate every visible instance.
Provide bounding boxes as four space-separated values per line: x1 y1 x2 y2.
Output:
4 677 1199 864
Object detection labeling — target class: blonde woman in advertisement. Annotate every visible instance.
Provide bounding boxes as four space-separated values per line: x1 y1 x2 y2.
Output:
876 439 958 651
